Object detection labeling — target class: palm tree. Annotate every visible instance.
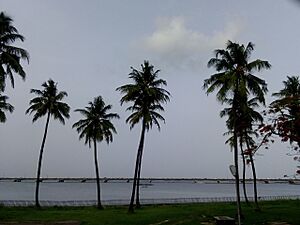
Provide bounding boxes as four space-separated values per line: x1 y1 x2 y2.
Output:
0 12 29 91
72 96 119 209
271 76 300 146
0 93 14 122
203 41 271 222
26 79 70 207
241 99 264 210
116 60 170 213
222 97 263 208
273 76 300 99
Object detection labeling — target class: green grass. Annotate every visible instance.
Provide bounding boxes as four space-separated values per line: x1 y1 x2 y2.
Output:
0 200 299 225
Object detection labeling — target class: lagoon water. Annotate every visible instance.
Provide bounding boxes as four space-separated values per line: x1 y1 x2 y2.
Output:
0 180 299 201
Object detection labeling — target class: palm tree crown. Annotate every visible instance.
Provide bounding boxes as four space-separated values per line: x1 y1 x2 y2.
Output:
0 12 29 91
0 93 14 122
116 60 170 130
270 76 300 146
26 79 70 123
221 97 264 133
73 96 120 147
273 76 300 98
203 40 271 105
271 76 300 115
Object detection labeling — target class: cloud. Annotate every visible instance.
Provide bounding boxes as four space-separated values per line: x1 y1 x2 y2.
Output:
140 17 242 70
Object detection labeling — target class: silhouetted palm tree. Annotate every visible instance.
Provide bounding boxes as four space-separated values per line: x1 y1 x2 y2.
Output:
0 12 29 91
271 76 300 146
241 98 264 210
72 96 119 209
203 41 271 221
116 60 170 212
273 76 300 99
222 97 263 209
26 79 70 207
0 94 13 122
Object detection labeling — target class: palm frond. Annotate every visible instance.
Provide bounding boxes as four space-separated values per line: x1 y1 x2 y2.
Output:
0 12 29 91
0 94 14 123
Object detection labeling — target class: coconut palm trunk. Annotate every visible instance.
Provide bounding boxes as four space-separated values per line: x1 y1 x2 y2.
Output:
136 154 142 208
128 121 146 213
35 111 51 208
93 138 103 209
136 133 145 208
233 131 242 225
240 141 249 205
249 153 259 209
245 137 259 210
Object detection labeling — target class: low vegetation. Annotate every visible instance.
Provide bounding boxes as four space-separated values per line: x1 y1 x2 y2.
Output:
0 200 299 225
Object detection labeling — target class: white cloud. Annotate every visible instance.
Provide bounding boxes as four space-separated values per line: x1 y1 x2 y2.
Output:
141 17 243 70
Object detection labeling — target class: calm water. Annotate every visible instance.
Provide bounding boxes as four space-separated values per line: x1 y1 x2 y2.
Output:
0 180 299 201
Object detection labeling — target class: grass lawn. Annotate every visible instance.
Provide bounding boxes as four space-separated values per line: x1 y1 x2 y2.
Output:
0 200 299 225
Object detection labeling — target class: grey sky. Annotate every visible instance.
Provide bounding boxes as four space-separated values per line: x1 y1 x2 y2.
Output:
0 0 299 178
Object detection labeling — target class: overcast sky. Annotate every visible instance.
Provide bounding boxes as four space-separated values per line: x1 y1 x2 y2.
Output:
0 0 299 178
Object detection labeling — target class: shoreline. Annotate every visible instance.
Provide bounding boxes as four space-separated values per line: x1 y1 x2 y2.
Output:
0 195 300 207
0 177 299 184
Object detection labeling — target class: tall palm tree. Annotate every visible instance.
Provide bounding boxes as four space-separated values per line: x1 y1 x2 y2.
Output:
222 97 263 208
240 98 264 210
0 93 14 122
26 79 70 207
271 76 300 146
203 41 271 222
116 60 170 213
0 12 29 91
72 96 119 209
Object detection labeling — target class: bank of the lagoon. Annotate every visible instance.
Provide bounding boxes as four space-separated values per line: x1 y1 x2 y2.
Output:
0 200 300 225
1 177 299 183
0 178 299 206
